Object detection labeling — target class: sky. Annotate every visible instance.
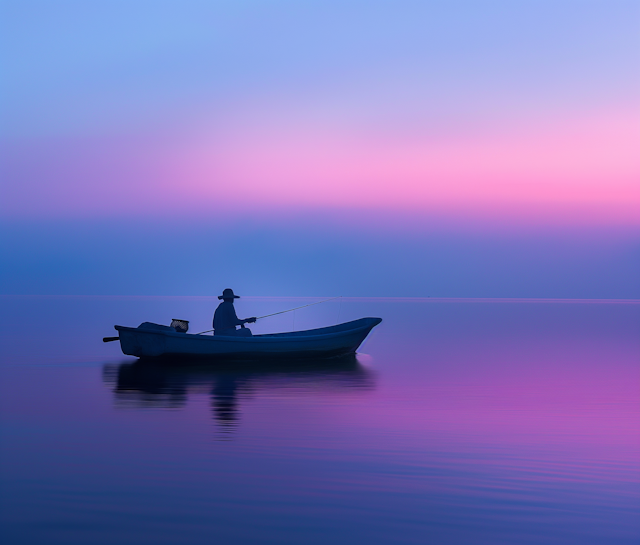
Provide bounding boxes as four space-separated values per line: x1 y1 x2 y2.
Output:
1 0 639 297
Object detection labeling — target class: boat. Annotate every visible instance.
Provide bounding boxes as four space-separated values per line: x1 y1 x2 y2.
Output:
108 317 382 361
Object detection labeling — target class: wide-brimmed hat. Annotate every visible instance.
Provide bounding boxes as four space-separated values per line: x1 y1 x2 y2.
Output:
218 288 240 300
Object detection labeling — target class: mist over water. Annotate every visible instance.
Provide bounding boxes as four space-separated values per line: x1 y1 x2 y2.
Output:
2 215 638 299
1 296 638 544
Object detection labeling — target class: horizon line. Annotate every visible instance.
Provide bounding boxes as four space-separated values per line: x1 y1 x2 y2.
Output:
1 294 638 304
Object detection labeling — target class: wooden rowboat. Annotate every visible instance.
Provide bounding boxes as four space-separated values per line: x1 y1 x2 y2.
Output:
111 317 382 361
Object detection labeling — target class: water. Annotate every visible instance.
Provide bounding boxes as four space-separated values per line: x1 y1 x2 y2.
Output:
1 296 638 544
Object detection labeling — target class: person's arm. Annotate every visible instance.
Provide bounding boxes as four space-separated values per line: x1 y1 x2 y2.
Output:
229 306 256 326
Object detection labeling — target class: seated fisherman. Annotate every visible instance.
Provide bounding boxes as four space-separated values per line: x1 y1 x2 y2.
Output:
213 288 256 337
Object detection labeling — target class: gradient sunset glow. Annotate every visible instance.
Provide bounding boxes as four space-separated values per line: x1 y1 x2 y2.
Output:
177 103 640 218
3 101 638 225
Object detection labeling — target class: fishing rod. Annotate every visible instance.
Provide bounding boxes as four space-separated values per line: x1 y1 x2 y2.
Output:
255 296 341 320
195 296 342 335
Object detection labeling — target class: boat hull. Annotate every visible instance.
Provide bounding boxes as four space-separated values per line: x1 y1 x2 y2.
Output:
114 317 382 361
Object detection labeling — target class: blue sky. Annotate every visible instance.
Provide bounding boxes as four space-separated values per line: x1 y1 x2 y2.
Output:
3 0 638 137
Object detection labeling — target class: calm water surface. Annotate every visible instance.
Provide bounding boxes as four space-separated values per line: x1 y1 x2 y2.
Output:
1 296 639 544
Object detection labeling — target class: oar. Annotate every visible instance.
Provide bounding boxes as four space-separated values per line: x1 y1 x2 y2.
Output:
103 336 119 342
195 296 341 335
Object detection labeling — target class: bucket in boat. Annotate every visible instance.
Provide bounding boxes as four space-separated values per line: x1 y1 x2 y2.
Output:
171 319 189 333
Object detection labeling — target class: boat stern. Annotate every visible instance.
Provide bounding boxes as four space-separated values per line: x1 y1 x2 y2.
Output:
115 325 168 358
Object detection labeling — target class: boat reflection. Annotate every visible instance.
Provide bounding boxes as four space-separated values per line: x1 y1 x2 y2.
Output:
102 356 376 434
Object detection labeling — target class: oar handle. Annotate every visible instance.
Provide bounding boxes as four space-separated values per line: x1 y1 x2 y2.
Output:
103 336 119 343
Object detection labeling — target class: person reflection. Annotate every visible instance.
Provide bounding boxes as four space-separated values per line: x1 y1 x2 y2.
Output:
213 288 257 337
210 375 246 433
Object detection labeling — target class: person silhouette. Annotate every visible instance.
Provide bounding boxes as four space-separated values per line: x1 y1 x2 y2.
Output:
213 289 257 337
